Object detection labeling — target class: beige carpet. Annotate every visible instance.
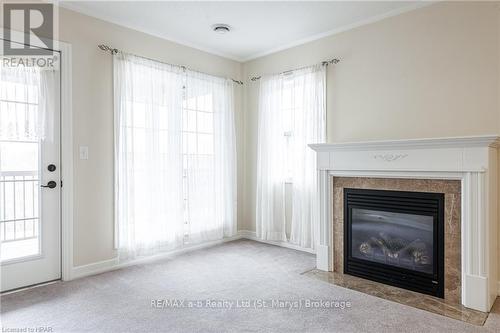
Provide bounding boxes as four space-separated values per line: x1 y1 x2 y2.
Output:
1 239 499 332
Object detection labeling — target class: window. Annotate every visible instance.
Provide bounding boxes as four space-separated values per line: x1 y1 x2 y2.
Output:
281 77 304 181
255 65 326 248
114 53 236 259
182 92 215 239
0 68 41 261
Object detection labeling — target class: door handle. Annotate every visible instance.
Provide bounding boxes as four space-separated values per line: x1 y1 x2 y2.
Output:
41 181 57 189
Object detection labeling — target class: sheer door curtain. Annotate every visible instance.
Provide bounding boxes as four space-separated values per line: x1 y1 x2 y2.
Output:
256 65 326 249
1 64 58 142
114 53 236 260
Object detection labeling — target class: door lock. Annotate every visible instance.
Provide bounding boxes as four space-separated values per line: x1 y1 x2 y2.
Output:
41 181 57 189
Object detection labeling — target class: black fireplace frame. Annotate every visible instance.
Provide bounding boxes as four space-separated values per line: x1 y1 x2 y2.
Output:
344 188 445 298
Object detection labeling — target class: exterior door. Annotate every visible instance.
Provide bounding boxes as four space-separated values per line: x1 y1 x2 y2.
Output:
0 54 61 292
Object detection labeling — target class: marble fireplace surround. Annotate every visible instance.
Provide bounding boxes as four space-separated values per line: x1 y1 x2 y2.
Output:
331 177 461 303
309 136 499 312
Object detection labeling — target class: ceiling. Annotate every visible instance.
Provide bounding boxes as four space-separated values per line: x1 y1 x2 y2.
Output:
60 1 427 62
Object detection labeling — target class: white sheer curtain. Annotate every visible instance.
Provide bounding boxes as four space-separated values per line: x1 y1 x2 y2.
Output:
114 53 237 260
289 65 326 249
114 53 185 259
0 64 57 142
256 65 326 249
256 75 287 241
184 71 237 243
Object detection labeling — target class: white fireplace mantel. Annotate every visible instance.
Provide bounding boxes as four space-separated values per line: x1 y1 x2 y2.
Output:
309 135 499 312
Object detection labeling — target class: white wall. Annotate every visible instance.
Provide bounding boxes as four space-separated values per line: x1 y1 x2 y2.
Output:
56 8 244 266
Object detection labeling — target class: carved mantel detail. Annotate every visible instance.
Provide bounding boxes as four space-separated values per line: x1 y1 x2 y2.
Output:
372 153 408 162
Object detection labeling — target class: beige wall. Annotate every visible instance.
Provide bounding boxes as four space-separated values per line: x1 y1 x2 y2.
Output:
56 8 244 266
243 1 500 280
242 1 500 227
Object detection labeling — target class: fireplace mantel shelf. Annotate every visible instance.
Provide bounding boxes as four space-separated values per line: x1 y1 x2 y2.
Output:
309 135 499 313
309 135 499 152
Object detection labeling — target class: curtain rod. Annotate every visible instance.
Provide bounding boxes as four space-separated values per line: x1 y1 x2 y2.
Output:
98 44 244 85
250 58 340 82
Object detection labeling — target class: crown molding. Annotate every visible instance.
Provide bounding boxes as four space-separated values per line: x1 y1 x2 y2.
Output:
58 2 243 62
241 1 434 62
59 2 434 64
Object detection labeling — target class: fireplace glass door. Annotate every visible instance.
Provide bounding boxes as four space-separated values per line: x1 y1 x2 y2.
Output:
351 208 434 274
344 188 444 298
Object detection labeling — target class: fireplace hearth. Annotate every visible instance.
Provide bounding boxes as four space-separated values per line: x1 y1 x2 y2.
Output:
344 188 444 298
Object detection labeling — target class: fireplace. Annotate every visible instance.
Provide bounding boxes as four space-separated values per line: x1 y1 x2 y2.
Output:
309 136 498 311
344 188 444 298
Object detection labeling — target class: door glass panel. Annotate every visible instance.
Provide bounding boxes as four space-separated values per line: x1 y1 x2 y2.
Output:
0 68 41 262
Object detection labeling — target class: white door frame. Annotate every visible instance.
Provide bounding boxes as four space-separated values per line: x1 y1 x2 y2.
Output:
59 40 74 282
2 29 74 282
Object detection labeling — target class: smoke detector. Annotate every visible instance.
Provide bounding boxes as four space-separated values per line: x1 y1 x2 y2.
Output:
212 24 231 34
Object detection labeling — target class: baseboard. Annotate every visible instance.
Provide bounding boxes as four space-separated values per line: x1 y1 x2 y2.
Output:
238 230 315 254
70 231 315 281
463 274 490 312
71 257 120 280
70 234 243 280
114 234 243 271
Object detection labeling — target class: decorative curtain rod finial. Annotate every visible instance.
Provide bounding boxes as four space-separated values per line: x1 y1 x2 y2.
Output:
98 44 118 55
322 58 340 66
